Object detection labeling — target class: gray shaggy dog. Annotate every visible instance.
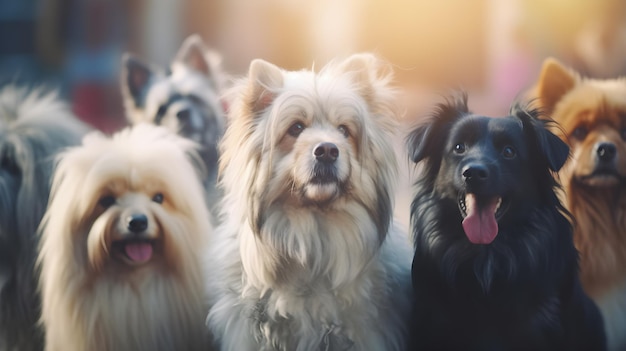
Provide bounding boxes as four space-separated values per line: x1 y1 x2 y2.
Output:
0 85 88 351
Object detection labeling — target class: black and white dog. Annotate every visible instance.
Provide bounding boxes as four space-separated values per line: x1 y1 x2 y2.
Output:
121 34 228 220
406 93 606 350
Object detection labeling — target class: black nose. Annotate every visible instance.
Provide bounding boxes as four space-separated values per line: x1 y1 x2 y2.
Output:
127 214 148 233
462 164 489 184
313 142 339 163
176 109 191 122
596 142 616 163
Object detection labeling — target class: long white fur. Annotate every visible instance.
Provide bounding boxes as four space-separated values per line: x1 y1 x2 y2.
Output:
38 124 212 351
207 54 412 351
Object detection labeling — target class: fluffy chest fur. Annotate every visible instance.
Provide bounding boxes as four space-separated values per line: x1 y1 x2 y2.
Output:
208 207 412 351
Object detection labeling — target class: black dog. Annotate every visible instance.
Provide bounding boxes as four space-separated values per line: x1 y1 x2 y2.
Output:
406 93 605 350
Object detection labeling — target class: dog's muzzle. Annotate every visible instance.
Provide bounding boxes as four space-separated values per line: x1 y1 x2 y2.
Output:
311 142 339 184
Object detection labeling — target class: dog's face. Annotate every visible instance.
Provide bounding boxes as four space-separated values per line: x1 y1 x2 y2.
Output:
121 35 225 164
408 95 568 245
42 125 210 275
536 58 626 189
219 53 398 238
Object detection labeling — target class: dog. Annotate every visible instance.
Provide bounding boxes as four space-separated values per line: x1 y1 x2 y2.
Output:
206 53 413 351
121 34 228 221
0 86 88 351
406 93 605 350
37 124 212 351
534 57 626 350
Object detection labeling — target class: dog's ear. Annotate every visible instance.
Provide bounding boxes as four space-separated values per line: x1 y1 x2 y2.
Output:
406 123 437 164
407 93 469 163
516 106 570 172
534 123 569 172
174 34 212 77
246 59 284 114
536 58 577 115
337 53 389 104
121 54 152 107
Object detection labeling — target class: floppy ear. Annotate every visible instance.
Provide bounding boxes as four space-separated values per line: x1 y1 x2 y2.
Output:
515 105 570 172
174 34 212 77
245 59 284 115
536 58 577 115
407 123 437 163
407 93 469 163
121 54 153 107
534 122 569 172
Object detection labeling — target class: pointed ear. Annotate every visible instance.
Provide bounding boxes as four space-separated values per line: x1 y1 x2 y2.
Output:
246 59 284 114
337 53 382 101
175 34 211 76
536 58 577 114
121 54 153 107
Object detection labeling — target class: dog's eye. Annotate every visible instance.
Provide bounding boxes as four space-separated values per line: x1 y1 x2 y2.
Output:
152 193 164 204
572 126 588 141
502 146 516 159
98 195 116 209
337 125 350 138
453 143 466 154
288 122 305 137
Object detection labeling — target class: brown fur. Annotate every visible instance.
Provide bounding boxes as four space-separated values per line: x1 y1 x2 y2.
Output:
534 57 626 350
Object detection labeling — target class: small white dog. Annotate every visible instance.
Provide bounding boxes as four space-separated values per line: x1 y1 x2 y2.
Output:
207 53 412 351
38 124 212 351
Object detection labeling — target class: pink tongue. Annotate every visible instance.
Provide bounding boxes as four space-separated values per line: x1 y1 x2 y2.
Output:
124 242 153 263
462 194 499 244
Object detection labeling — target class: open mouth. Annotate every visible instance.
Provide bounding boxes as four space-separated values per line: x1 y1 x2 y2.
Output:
458 192 508 220
457 192 509 245
112 238 156 264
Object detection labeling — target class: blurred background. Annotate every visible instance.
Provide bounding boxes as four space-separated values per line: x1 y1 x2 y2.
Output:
1 0 625 225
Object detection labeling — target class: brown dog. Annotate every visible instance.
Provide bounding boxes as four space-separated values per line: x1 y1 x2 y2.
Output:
534 57 626 351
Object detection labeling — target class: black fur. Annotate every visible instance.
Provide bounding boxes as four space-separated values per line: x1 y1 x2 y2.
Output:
406 93 606 350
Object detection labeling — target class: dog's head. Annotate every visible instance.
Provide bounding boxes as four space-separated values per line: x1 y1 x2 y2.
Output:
40 125 210 276
408 93 569 245
121 35 226 166
220 53 399 239
536 58 626 189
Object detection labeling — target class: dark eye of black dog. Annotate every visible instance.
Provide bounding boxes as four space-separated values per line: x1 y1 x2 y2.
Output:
453 143 466 154
338 125 350 138
98 195 116 209
502 145 516 159
152 193 164 204
571 126 588 141
288 122 305 137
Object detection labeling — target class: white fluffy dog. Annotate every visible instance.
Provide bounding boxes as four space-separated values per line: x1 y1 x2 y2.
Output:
207 53 412 351
38 124 212 351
